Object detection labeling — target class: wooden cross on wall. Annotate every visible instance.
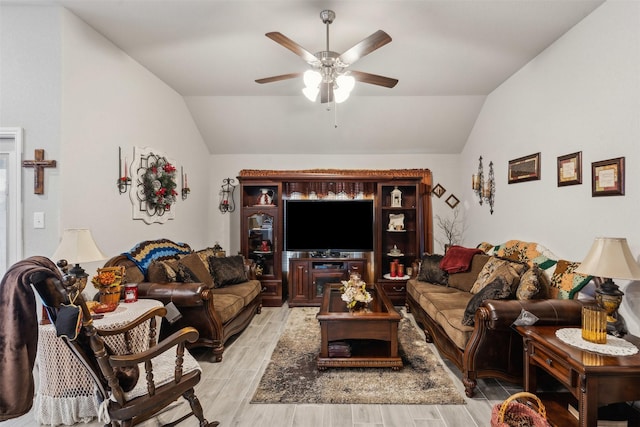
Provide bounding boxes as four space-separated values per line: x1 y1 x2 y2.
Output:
22 149 57 194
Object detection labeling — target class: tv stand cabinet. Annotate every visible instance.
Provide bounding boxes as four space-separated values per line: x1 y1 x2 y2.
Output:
289 258 366 307
238 169 433 308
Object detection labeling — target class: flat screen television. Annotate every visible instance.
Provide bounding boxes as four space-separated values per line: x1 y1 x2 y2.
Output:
284 200 374 252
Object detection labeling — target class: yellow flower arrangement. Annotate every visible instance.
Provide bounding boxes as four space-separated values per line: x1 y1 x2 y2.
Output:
340 273 372 310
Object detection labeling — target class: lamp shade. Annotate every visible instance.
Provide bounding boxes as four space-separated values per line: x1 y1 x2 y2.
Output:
575 237 640 280
51 229 106 264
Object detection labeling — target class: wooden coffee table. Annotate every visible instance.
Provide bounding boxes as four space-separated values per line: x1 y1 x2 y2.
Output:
316 283 402 370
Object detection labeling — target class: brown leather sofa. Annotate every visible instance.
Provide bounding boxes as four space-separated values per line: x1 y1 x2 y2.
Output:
407 242 590 397
104 239 262 362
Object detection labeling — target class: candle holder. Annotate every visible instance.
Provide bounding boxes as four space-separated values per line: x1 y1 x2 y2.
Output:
117 147 131 194
219 177 236 213
472 156 484 206
181 166 190 200
483 161 495 214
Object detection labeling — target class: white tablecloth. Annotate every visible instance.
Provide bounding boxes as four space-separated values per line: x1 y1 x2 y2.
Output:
35 299 164 426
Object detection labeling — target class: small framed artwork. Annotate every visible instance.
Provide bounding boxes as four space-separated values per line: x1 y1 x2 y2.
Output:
445 194 459 209
508 152 541 184
557 151 582 187
432 183 446 198
592 157 625 196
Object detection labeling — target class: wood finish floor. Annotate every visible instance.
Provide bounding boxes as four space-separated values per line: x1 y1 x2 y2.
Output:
6 304 526 427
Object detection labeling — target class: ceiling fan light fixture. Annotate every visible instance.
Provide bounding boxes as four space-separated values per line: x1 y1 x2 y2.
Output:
302 86 319 102
303 70 322 89
336 74 355 93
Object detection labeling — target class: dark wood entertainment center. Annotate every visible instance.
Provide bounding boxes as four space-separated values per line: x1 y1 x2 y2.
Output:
238 169 433 307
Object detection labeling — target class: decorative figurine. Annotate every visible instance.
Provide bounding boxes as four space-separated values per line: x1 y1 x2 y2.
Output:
391 186 402 207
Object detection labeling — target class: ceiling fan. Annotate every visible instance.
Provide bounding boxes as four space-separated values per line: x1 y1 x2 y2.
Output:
255 10 398 104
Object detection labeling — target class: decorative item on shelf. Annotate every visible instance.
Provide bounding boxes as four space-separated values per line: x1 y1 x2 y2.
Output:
181 167 190 200
575 237 640 337
117 146 131 194
52 228 107 295
256 188 274 205
391 186 402 207
483 161 495 214
340 273 372 312
142 155 178 213
389 245 403 256
388 213 405 231
219 177 236 213
472 156 484 206
91 266 125 309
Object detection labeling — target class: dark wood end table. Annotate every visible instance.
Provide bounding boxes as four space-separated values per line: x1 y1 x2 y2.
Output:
516 325 640 427
316 283 402 370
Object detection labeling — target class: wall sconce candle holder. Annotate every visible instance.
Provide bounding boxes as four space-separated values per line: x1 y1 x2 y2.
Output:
472 156 484 205
484 161 495 214
181 167 190 200
117 146 131 194
219 177 236 213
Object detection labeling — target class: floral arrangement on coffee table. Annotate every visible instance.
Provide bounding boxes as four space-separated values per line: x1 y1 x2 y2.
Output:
340 273 372 311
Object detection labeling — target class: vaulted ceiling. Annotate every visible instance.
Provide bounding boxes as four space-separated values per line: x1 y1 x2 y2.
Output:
51 0 604 154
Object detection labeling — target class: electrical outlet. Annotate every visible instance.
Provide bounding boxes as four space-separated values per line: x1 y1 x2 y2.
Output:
33 212 45 229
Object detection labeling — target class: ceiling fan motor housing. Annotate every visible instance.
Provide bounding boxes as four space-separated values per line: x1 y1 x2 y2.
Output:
320 10 335 24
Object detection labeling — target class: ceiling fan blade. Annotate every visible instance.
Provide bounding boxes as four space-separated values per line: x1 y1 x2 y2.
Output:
255 72 302 84
337 30 392 66
265 32 319 65
350 70 398 88
319 82 334 104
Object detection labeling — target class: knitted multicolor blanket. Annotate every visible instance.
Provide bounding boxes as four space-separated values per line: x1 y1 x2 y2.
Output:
124 239 191 275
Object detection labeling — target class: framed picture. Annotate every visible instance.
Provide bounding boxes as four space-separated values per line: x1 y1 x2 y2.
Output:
445 194 459 209
508 152 541 184
592 157 625 196
432 183 446 198
557 151 582 187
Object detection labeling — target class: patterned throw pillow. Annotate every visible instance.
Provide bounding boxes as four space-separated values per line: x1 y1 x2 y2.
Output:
194 247 217 273
549 260 592 299
209 255 248 288
416 254 448 286
147 260 178 283
470 257 527 294
516 265 549 300
477 242 495 254
174 253 214 287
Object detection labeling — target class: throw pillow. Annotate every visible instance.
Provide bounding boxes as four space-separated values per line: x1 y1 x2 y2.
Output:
516 265 549 300
416 254 448 286
470 257 527 294
147 260 178 283
549 259 592 299
462 277 513 326
447 254 490 292
477 242 495 254
174 253 214 287
194 247 217 273
209 255 248 288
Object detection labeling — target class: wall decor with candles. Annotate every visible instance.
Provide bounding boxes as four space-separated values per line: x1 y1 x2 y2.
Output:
471 156 495 214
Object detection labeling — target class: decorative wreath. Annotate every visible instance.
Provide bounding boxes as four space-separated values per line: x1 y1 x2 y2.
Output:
142 156 178 211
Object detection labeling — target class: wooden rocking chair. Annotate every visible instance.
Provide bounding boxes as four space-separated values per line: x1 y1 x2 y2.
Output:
30 269 218 427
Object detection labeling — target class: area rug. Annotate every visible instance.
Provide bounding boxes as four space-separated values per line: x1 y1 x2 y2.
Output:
250 307 466 405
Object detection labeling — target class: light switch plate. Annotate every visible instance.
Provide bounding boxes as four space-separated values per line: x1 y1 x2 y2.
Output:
34 212 45 229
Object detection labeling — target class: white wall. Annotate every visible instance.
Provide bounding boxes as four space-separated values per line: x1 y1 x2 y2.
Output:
461 1 640 335
208 153 462 255
0 5 62 258
59 8 211 269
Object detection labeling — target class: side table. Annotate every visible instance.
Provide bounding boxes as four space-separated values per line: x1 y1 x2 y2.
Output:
516 325 640 427
35 299 164 426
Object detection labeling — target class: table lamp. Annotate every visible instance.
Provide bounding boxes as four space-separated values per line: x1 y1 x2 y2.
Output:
575 237 640 337
51 228 107 292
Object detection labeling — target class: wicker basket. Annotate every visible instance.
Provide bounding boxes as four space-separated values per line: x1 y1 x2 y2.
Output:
490 392 551 427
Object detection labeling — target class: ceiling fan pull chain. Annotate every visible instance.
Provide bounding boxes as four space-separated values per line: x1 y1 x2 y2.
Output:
334 100 338 128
